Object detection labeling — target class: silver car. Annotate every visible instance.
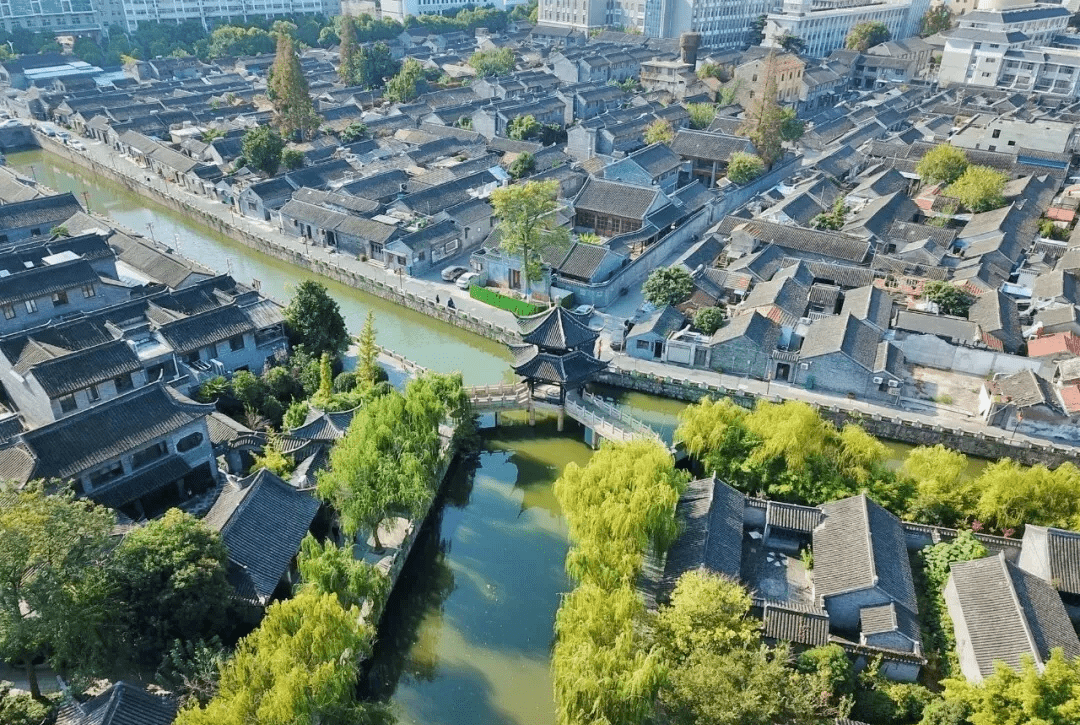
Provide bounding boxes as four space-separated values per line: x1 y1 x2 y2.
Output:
441 265 468 282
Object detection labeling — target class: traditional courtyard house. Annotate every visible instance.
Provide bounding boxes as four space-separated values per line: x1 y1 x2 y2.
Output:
669 130 755 187
795 313 904 399
572 177 672 237
57 681 176 725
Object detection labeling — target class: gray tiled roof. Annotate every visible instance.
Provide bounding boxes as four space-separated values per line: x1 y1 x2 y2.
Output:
90 454 192 510
204 468 320 605
509 346 607 385
622 142 683 177
988 369 1055 409
1033 270 1080 304
56 681 176 725
766 500 822 534
842 285 894 331
762 601 830 647
727 219 871 264
669 129 752 162
800 313 883 370
860 601 922 646
949 553 1080 680
0 192 83 230
710 310 780 349
156 304 256 354
1042 526 1080 596
557 242 616 282
0 259 101 307
573 176 662 220
22 382 211 481
814 493 918 615
518 306 598 350
660 476 745 596
29 340 142 398
630 305 686 339
969 290 1023 353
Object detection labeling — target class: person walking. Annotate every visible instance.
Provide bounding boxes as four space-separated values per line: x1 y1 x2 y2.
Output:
435 294 440 305
447 297 456 310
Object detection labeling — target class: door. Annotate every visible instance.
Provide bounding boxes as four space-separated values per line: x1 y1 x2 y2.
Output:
510 268 521 290
653 340 663 359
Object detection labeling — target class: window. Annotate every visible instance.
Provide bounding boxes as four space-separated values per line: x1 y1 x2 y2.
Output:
636 339 650 350
1007 140 1015 146
52 290 68 306
176 432 204 452
114 373 134 392
132 440 167 468
30 228 40 236
992 129 1001 138
88 460 124 487
2 304 13 320
24 299 36 314
228 334 245 351
184 351 200 365
82 283 95 298
59 394 77 413
87 384 99 402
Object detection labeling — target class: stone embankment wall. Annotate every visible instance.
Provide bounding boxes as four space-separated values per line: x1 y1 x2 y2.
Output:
33 134 519 344
596 368 1079 468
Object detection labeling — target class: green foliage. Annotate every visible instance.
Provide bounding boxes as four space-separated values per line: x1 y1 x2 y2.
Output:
779 107 805 142
156 637 227 708
384 57 424 103
268 33 321 139
697 62 729 81
797 644 856 705
241 126 285 175
208 25 275 58
1040 217 1069 240
974 459 1080 532
468 47 516 76
845 21 891 51
49 224 69 237
555 440 686 588
0 484 115 697
937 649 1080 724
490 179 570 288
902 444 976 526
340 122 367 143
916 144 969 185
106 509 231 670
643 266 694 307
644 118 675 145
508 151 535 179
777 32 806 53
348 41 399 89
738 54 787 167
250 432 296 478
693 306 725 334
337 14 359 84
174 591 388 725
282 400 309 430
686 102 718 130
727 151 765 184
296 535 389 614
923 281 974 316
507 113 540 141
675 399 915 512
948 164 1007 213
280 148 305 170
284 280 350 359
0 683 51 725
918 531 988 678
229 370 265 411
317 374 463 547
470 285 547 315
578 232 602 245
920 5 953 36
356 311 379 387
812 197 849 230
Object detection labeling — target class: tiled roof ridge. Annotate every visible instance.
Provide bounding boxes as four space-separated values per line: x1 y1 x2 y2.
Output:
861 493 879 588
997 552 1042 665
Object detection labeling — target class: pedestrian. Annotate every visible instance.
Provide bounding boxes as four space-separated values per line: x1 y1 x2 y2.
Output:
447 298 456 310
435 294 440 305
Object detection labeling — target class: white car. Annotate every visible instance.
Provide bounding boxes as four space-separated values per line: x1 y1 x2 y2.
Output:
441 265 468 282
69 140 85 151
456 272 477 290
573 304 595 317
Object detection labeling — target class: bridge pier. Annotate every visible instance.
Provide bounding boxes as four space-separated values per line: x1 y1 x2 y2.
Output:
493 411 499 427
528 405 535 427
557 406 564 432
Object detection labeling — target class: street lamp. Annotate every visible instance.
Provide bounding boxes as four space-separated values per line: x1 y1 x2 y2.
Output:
146 222 156 244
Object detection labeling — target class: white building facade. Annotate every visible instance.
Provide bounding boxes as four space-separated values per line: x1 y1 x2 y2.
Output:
0 0 102 34
110 0 339 32
937 0 1076 95
762 0 929 58
644 0 772 49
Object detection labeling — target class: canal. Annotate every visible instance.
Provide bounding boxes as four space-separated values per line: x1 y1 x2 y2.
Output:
11 149 991 725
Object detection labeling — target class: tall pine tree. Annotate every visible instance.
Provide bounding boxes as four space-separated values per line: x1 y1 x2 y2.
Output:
738 52 784 168
269 32 321 140
338 15 358 85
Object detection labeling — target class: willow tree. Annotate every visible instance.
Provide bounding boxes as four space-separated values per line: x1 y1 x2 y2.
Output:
490 179 569 294
268 32 321 140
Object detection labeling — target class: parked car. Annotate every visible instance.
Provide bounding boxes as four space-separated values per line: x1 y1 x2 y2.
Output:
456 272 477 290
573 304 595 317
441 265 468 282
69 140 85 151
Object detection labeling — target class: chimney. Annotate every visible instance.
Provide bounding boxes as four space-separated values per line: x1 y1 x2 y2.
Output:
680 32 701 68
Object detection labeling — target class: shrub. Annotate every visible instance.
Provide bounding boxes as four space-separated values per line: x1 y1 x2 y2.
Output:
693 306 724 334
727 152 765 184
643 266 694 307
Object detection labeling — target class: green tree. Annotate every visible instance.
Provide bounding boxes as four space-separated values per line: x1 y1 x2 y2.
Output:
923 281 974 316
0 485 115 698
686 102 718 130
468 47 515 76
779 107 805 142
845 21 891 51
508 151 535 179
352 41 398 89
916 144 969 185
644 118 675 145
241 126 285 175
902 445 976 526
738 53 786 166
812 197 849 230
295 535 389 614
174 591 386 725
949 164 1007 213
974 459 1080 532
384 57 423 103
356 311 379 386
920 5 953 36
250 431 296 477
337 14 359 84
282 400 310 430
155 637 227 708
281 147 305 170
727 151 765 184
694 306 725 334
507 113 540 141
340 122 367 143
778 32 806 53
653 570 759 658
284 280 350 358
268 33 321 139
643 266 694 307
490 179 570 290
106 509 231 669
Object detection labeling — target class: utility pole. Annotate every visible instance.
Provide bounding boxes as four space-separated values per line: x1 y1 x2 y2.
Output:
146 222 156 244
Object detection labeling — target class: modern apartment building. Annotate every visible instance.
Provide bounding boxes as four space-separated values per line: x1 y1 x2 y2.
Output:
110 0 339 32
537 0 641 32
354 0 524 24
937 0 1077 96
0 0 102 34
762 0 930 57
539 0 767 47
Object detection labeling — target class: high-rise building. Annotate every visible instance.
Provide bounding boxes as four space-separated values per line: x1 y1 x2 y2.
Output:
645 0 771 49
109 0 340 32
348 0 523 24
536 0 639 33
762 0 930 57
0 0 102 34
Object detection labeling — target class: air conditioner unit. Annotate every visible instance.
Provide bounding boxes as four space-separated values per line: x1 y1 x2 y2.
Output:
888 380 900 388
210 359 226 376
799 362 810 370
872 376 884 384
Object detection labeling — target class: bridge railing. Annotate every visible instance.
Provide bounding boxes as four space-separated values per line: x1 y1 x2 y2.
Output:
565 396 638 443
467 382 529 403
579 390 664 443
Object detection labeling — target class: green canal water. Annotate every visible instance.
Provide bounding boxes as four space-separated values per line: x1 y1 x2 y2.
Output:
11 150 990 725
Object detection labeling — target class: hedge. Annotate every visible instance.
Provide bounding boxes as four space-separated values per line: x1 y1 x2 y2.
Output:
470 284 546 316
